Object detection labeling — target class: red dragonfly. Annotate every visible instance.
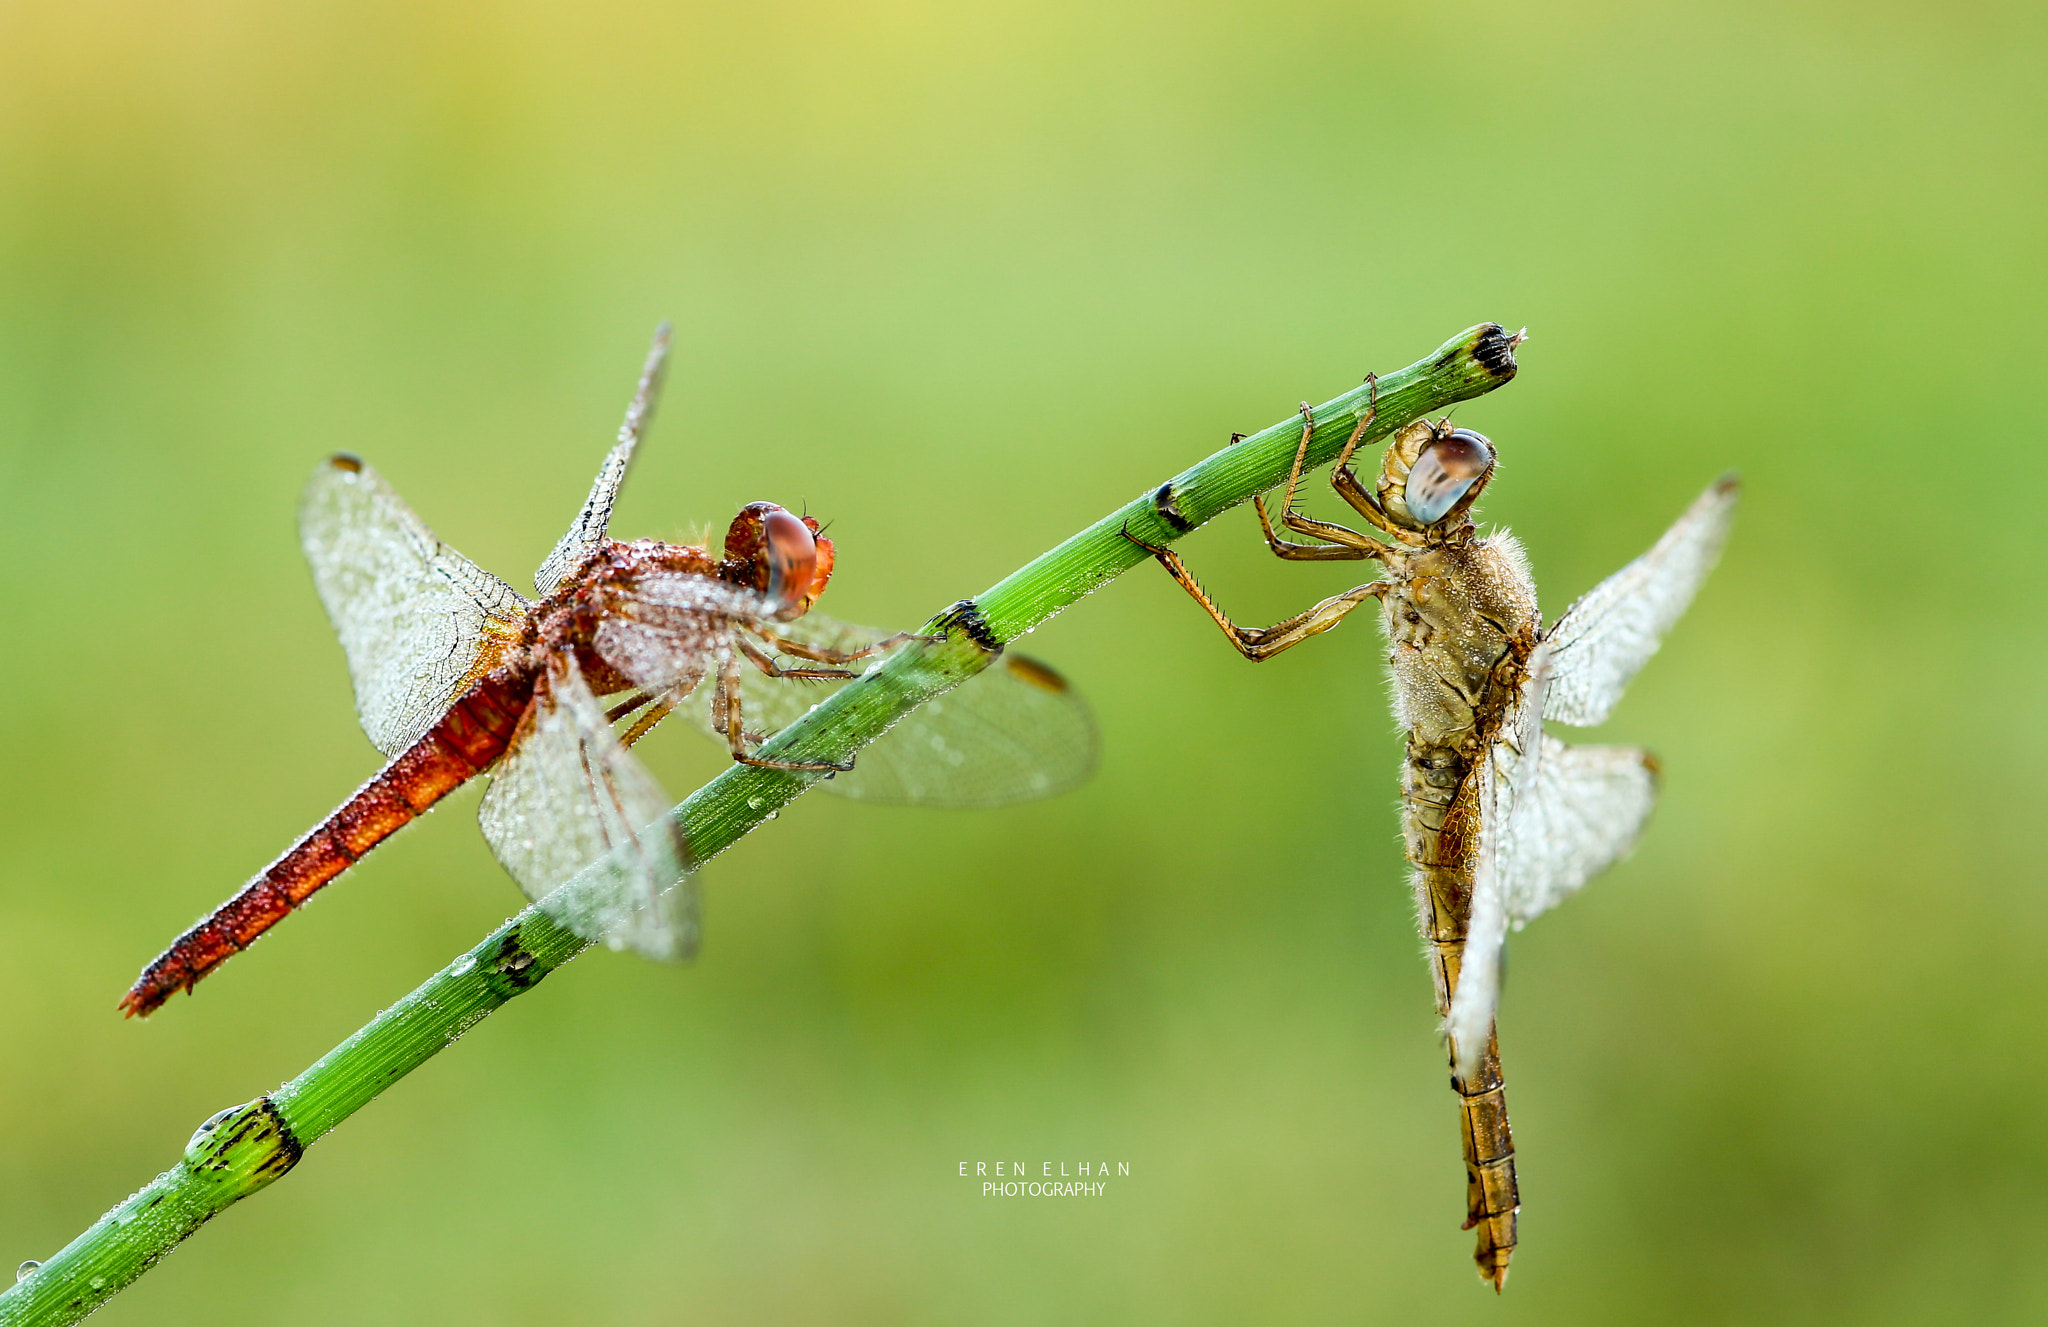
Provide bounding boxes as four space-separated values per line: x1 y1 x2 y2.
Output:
122 327 1095 1017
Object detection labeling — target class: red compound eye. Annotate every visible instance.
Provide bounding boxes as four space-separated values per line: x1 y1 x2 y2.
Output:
762 507 819 612
1406 429 1494 524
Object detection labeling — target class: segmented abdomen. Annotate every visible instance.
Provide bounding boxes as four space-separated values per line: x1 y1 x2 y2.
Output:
1405 743 1519 1289
119 670 534 1017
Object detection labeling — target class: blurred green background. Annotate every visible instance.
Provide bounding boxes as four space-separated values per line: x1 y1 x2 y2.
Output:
3 0 2044 1322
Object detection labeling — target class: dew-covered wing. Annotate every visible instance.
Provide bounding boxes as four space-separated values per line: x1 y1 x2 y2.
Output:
477 655 698 962
1447 639 1552 1076
680 612 1100 807
589 569 771 697
300 455 529 757
1500 736 1658 925
1448 640 1661 1075
534 325 670 596
830 650 1098 806
1542 476 1737 728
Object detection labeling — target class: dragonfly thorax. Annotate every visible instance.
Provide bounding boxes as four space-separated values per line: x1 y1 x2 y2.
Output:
1380 537 1539 750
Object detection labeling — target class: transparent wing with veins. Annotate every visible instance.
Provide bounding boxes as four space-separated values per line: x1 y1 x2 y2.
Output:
1449 476 1732 1073
299 455 530 758
477 654 698 962
1542 476 1738 727
535 324 671 596
682 611 1102 807
1500 737 1658 923
1449 645 1551 1073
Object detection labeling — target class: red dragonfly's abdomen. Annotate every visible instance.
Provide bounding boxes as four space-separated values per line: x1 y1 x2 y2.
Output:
120 670 534 1017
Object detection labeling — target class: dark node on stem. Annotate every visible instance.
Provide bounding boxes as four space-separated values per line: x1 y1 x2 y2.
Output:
1152 482 1195 534
932 599 1002 653
1472 324 1520 380
184 1098 303 1185
491 931 543 989
1432 324 1521 382
248 1099 304 1180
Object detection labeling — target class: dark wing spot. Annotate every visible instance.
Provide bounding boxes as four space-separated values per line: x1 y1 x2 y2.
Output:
1004 654 1069 693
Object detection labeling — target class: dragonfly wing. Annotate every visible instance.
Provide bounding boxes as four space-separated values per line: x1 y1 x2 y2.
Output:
477 654 698 961
678 611 1099 806
299 455 529 757
828 651 1098 806
1500 735 1659 926
1450 752 1511 1078
1542 476 1737 727
1447 642 1552 1077
534 325 671 596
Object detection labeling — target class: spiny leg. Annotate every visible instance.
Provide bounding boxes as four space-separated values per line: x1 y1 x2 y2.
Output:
1121 525 1387 661
1250 401 1326 554
1318 375 1421 542
737 635 857 681
604 691 654 725
1253 381 1398 557
716 653 855 773
618 694 678 748
749 627 938 666
1253 496 1390 561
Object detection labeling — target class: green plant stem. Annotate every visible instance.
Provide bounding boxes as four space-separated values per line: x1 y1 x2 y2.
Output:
0 322 1519 1327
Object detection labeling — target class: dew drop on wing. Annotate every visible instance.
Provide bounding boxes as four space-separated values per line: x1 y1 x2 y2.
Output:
16 1261 40 1282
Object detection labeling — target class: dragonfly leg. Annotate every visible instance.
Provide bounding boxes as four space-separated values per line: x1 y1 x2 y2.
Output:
1329 465 1414 542
749 627 938 666
1253 494 1390 560
716 653 855 772
617 694 678 748
1121 524 1388 661
604 691 654 724
1319 376 1425 545
737 635 857 681
1253 385 1396 559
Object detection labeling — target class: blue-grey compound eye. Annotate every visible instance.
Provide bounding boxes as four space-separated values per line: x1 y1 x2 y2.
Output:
1405 429 1494 524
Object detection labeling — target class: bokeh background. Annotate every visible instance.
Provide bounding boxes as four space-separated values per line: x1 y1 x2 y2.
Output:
3 1 2044 1322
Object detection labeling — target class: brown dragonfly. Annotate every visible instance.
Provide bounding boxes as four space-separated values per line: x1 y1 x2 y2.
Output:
122 327 1096 1017
1126 382 1734 1289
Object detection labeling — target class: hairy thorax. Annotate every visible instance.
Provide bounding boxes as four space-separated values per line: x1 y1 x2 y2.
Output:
1380 535 1539 895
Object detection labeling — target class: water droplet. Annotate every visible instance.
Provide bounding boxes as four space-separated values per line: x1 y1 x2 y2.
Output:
766 811 779 821
449 954 477 978
747 797 763 810
89 1276 106 1290
188 1107 237 1147
16 1261 40 1282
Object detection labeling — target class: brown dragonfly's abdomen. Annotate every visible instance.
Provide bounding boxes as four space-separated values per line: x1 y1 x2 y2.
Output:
120 671 534 1017
1405 742 1519 1289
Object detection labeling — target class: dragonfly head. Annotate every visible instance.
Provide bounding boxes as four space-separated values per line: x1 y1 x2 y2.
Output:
722 502 835 620
1377 419 1496 534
